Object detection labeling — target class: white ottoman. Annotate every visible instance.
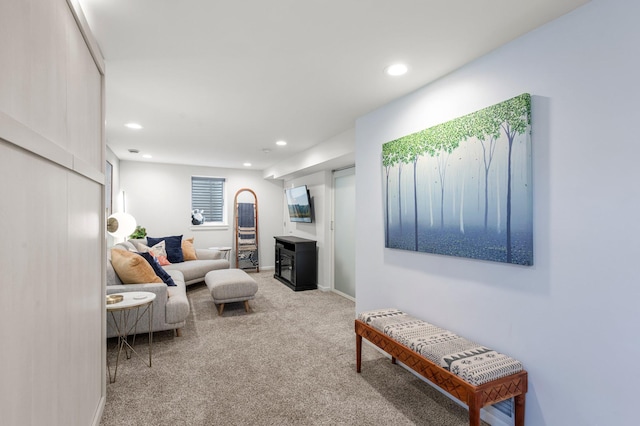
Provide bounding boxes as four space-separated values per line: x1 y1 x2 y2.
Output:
204 269 258 315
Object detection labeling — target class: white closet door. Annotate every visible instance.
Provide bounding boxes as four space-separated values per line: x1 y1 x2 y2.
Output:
333 167 356 299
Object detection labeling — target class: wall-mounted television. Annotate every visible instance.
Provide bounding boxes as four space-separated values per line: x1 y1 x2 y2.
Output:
285 185 312 223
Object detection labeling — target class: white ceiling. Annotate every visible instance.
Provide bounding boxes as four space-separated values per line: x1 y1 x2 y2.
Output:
78 0 588 172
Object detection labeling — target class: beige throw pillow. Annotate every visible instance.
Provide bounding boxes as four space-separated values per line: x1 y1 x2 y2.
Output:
182 237 197 261
111 249 163 284
135 240 167 257
135 240 171 265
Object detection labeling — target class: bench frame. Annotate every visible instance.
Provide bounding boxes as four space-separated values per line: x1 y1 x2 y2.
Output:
355 319 527 426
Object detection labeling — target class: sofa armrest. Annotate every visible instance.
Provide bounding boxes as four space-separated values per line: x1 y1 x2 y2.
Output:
196 248 225 260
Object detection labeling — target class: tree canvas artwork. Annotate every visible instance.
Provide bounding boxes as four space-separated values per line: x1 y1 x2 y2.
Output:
382 93 532 265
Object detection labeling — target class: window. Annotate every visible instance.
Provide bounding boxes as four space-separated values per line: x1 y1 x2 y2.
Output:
191 176 226 225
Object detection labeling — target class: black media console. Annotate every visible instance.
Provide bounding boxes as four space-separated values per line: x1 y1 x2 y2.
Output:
274 236 317 291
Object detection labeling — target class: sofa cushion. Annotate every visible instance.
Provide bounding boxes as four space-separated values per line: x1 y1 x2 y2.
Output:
182 237 197 261
138 252 176 286
195 248 226 260
163 259 226 283
148 235 184 263
165 272 190 324
110 249 163 284
119 240 137 252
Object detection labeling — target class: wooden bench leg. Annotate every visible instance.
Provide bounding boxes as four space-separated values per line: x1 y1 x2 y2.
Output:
244 300 250 312
175 328 182 337
391 356 397 365
356 334 362 373
469 395 481 426
514 393 526 426
217 304 224 315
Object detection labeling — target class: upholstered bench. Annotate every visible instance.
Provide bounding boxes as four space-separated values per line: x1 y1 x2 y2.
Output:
204 269 258 315
356 308 528 426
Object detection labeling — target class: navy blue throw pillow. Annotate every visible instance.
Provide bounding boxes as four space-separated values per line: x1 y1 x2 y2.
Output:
147 235 184 263
137 252 176 286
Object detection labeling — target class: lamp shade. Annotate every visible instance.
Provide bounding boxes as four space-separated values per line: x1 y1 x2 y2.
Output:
107 212 137 238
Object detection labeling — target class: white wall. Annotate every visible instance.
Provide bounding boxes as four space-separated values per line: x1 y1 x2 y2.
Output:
283 171 333 290
355 1 639 425
120 161 283 269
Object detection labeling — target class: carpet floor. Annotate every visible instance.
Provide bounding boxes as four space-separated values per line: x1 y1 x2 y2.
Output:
101 271 487 425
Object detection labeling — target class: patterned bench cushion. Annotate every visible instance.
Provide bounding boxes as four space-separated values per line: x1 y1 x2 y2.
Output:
358 308 523 386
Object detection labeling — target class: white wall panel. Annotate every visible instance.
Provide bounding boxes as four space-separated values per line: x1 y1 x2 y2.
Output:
0 1 30 122
66 5 102 168
64 173 103 424
0 141 68 424
0 144 103 426
0 0 68 147
0 0 105 424
28 0 68 145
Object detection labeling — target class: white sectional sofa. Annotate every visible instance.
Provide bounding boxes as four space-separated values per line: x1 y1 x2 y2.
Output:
106 239 229 337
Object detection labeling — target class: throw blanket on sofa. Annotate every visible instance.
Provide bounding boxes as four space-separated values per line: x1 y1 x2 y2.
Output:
358 308 523 386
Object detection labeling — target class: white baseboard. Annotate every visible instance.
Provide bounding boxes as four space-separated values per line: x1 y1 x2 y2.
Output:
92 395 106 426
331 288 355 301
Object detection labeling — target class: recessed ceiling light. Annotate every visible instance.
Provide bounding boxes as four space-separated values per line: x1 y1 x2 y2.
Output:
125 122 143 129
276 140 287 146
142 154 152 159
385 63 408 76
243 162 252 167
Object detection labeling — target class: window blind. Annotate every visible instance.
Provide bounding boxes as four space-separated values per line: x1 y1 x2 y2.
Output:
191 176 225 223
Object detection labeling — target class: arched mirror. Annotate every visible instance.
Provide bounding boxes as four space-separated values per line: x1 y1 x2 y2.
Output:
234 188 259 272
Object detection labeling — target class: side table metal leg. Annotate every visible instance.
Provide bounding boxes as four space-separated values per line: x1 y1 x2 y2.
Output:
130 306 139 358
148 303 153 367
107 310 127 384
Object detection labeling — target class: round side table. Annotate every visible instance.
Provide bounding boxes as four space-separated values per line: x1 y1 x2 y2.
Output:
106 291 156 383
209 246 232 261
